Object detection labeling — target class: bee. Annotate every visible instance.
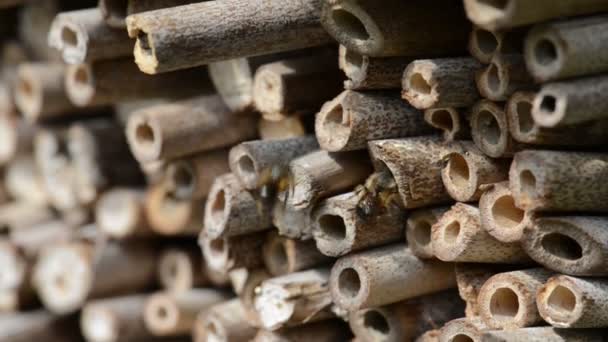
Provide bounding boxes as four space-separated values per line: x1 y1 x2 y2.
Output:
355 171 400 219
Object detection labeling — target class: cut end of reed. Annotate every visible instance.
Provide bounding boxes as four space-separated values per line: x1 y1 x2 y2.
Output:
99 0 128 27
322 1 383 56
524 27 562 82
316 92 352 151
338 46 367 87
81 305 119 342
145 183 195 235
476 58 507 101
402 62 438 109
229 146 260 190
506 91 538 142
442 152 477 202
144 294 179 336
532 90 566 127
464 0 513 30
126 113 162 162
471 101 509 157
208 58 255 112
14 68 42 121
426 108 455 134
262 235 290 276
95 189 141 238
127 20 160 74
491 195 525 230
66 63 95 107
203 178 230 239
202 316 228 342
313 212 351 257
406 212 435 258
0 115 17 164
331 264 365 310
166 161 196 200
59 24 85 64
363 310 390 336
0 242 26 290
201 236 230 273
159 249 195 293
537 276 582 327
252 66 284 115
469 27 499 63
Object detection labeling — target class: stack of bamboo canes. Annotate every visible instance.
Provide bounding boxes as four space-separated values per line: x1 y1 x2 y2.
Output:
1 0 608 341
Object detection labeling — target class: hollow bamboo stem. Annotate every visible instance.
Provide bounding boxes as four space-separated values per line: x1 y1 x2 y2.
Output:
48 8 132 64
479 181 530 243
316 90 433 151
455 264 502 318
441 141 510 202
470 99 521 158
480 327 608 342
367 137 467 209
126 0 332 74
144 182 203 236
196 298 257 342
312 191 405 257
506 91 608 146
99 0 200 28
65 58 213 107
252 52 343 119
537 275 608 328
272 191 315 240
468 26 524 64
287 150 372 210
165 149 230 200
477 268 554 329
229 136 318 190
200 233 265 274
0 310 82 342
438 317 487 342
531 74 608 127
431 203 530 264
4 156 47 204
254 268 333 330
406 206 449 259
338 46 413 90
262 231 331 276
402 58 482 110
159 244 208 294
258 116 307 140
95 188 153 239
509 150 608 212
329 245 456 310
521 216 608 276
463 0 608 30
349 290 464 342
203 173 272 239
126 95 257 162
321 0 469 57
252 320 352 342
144 289 231 336
475 54 533 101
423 108 470 142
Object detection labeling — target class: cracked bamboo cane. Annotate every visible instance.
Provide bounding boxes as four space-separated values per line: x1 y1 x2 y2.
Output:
126 0 332 74
316 90 433 152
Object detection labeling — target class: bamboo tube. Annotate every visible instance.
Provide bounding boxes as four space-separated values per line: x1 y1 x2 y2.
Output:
68 119 143 206
165 149 230 200
367 137 466 209
0 310 82 342
80 294 154 342
321 0 469 57
144 289 231 336
455 264 501 318
316 90 433 151
330 245 456 310
272 193 315 240
48 8 132 64
95 188 154 239
258 116 307 140
255 268 334 330
477 268 554 329
406 207 449 259
10 219 74 258
196 298 257 342
348 290 464 342
537 275 608 328
525 15 608 82
126 95 257 162
438 317 487 342
521 216 608 276
509 150 608 212
475 54 533 102
312 191 405 257
99 0 199 28
126 0 332 74
506 91 608 146
203 173 272 239
0 113 35 166
252 53 343 119
262 231 331 276
480 327 608 342
14 63 81 122
468 26 524 64
470 99 521 158
159 245 208 294
441 142 510 202
424 108 470 142
65 59 212 107
144 182 203 236
479 181 530 243
229 268 270 325
432 203 530 264
33 240 159 314
338 45 413 90
229 136 318 190
287 150 372 209
531 74 608 127
252 320 352 342
417 330 440 342
463 0 608 30
17 1 62 62
4 156 47 204
402 58 482 110
200 233 265 274
0 240 36 310
0 201 56 232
